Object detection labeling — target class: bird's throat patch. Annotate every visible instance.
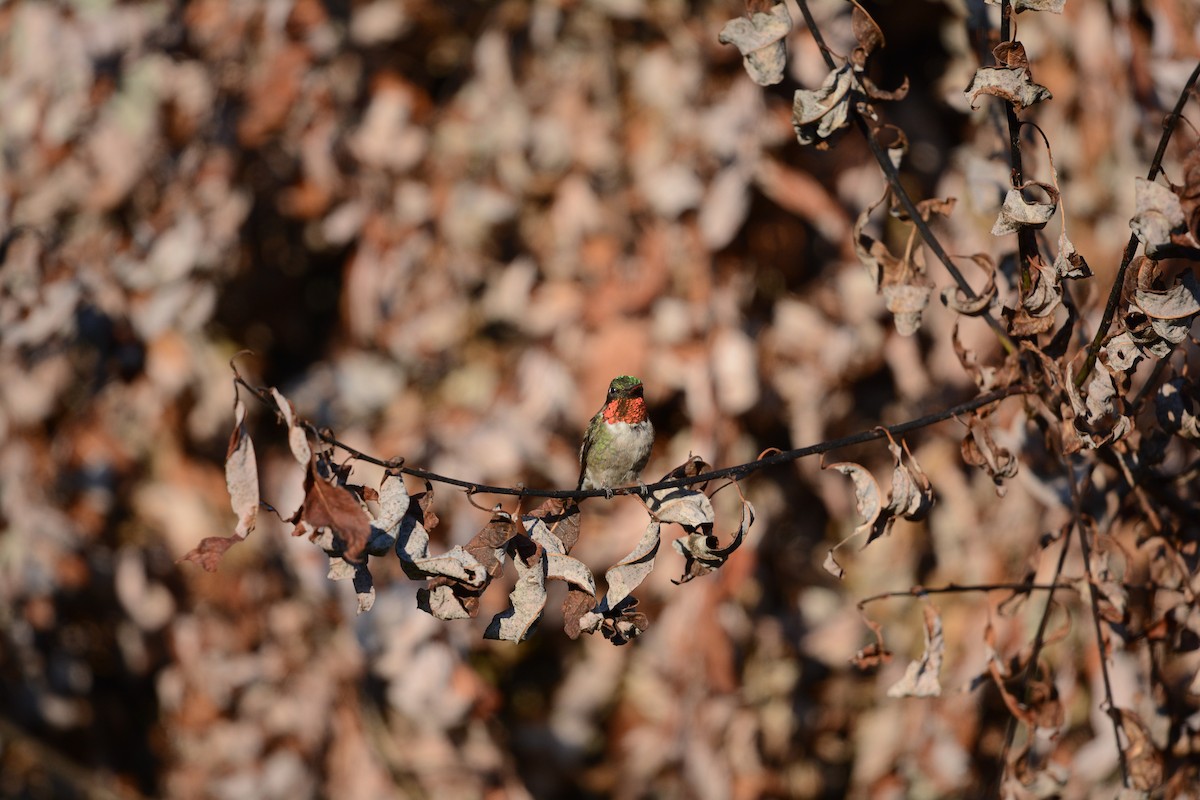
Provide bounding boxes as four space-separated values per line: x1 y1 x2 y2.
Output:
603 397 648 424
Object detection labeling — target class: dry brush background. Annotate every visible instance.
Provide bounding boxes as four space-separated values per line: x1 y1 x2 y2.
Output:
2 0 1200 798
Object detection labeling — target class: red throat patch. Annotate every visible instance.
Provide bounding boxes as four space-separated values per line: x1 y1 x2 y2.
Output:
603 397 648 424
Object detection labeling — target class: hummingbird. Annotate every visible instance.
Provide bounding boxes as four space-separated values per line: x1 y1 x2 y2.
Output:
577 375 655 492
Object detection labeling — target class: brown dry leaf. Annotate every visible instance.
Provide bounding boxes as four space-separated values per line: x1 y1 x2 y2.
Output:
826 461 886 543
952 322 1021 390
271 387 312 465
526 512 597 638
1111 709 1165 791
1131 267 1200 326
884 437 934 522
178 532 245 573
1053 227 1091 280
882 283 932 336
1004 303 1057 337
484 534 547 643
179 397 257 572
851 613 892 669
993 41 1031 70
363 471 409 556
293 457 373 562
1022 256 1063 317
1104 331 1143 373
672 493 755 584
718 3 791 87
961 416 1018 493
991 181 1059 235
400 485 491 620
1130 178 1188 257
226 398 258 538
1064 360 1131 448
886 603 943 698
941 254 997 316
528 498 582 553
965 66 1052 111
849 0 884 72
326 556 375 614
792 65 855 147
576 521 661 644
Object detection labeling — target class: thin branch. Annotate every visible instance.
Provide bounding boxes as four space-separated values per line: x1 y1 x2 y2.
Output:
1065 461 1131 786
996 0 1041 297
995 522 1075 796
856 581 1074 609
796 0 1016 354
1076 59 1200 387
233 373 1033 500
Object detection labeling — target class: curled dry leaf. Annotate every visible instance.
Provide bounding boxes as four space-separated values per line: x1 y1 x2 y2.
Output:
401 484 493 620
991 182 1059 236
848 0 883 72
883 282 932 336
1103 330 1143 373
965 66 1052 110
327 557 375 614
993 41 1031 70
952 322 1021 391
1063 360 1131 449
526 510 597 639
1053 228 1091 280
293 455 374 562
886 603 944 698
364 471 409 555
851 613 891 669
672 494 755 584
180 397 260 572
1003 303 1057 337
1130 178 1187 257
961 416 1018 493
576 522 661 644
226 399 259 538
884 437 934 522
718 3 790 87
1111 709 1165 791
793 65 855 147
1022 256 1063 318
1132 266 1200 326
271 387 312 465
940 254 997 316
484 534 547 643
827 462 885 542
855 191 937 335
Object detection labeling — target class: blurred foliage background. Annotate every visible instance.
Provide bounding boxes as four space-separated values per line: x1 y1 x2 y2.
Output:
1 0 1198 797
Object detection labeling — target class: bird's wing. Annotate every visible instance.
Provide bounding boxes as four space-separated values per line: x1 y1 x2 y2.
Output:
576 416 595 490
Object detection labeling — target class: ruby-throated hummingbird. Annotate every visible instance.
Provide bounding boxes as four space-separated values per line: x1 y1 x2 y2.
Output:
577 375 655 491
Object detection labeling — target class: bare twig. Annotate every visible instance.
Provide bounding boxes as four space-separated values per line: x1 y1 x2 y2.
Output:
1065 462 1131 786
856 581 1074 609
233 372 1032 500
